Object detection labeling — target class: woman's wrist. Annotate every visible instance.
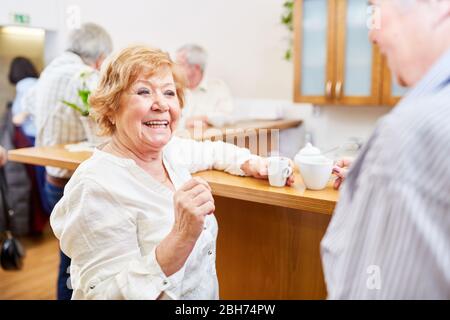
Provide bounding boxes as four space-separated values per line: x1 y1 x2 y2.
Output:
155 229 197 276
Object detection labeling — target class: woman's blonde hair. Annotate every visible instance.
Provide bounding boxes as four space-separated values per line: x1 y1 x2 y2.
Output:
89 45 186 136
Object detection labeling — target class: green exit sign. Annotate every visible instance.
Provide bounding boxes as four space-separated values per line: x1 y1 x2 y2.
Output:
10 13 31 25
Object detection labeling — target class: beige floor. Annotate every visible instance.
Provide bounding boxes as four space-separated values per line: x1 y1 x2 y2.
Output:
0 225 58 300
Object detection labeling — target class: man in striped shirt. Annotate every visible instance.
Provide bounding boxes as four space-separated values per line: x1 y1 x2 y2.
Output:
321 0 450 299
22 23 113 300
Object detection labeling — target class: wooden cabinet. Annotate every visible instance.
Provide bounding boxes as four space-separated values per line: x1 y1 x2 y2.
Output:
293 0 405 106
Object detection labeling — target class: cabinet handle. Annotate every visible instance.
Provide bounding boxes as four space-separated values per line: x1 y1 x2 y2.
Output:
326 81 333 99
335 81 343 99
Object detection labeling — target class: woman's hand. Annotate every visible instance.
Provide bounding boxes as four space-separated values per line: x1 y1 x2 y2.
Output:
156 177 215 276
172 177 215 243
240 157 295 187
0 146 7 167
332 158 353 190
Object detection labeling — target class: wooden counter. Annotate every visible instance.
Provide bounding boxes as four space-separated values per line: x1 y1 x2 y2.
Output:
196 170 337 215
8 145 337 215
8 139 336 299
213 196 332 299
179 119 303 156
8 119 302 165
193 171 337 299
8 145 91 171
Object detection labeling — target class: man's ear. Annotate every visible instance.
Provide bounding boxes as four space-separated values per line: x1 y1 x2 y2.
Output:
95 54 105 71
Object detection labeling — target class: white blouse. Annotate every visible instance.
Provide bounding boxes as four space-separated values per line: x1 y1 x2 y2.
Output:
50 137 256 300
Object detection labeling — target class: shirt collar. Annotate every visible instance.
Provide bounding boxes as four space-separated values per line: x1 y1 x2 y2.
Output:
64 50 84 62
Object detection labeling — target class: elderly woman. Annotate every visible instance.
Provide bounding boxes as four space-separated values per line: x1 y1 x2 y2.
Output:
50 45 294 300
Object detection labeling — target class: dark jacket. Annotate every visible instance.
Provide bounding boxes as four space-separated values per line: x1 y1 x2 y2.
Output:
0 105 31 236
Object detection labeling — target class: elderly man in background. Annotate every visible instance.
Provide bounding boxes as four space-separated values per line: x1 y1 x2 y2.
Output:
322 0 450 299
175 44 234 129
22 23 113 300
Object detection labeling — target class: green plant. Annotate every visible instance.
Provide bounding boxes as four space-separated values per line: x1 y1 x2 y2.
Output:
281 0 294 61
62 71 93 117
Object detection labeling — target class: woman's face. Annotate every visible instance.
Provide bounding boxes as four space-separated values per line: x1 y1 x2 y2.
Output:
113 66 181 154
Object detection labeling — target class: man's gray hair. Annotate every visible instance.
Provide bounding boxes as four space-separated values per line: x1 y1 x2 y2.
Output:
67 23 113 65
177 44 208 72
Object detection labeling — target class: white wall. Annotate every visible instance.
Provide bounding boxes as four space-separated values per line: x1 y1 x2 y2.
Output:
0 0 59 30
2 0 391 152
47 0 294 99
290 104 391 152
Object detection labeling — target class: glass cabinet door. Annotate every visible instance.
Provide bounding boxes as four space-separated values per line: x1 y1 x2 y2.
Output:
335 0 381 105
294 0 334 104
293 0 384 106
343 0 373 96
300 0 328 96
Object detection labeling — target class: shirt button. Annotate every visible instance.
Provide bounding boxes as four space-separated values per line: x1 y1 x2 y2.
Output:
203 226 207 230
162 279 168 286
207 249 213 256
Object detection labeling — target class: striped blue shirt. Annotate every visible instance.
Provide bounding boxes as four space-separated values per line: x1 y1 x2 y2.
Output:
321 49 450 299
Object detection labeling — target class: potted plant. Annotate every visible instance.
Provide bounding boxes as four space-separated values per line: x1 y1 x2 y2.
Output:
61 71 107 145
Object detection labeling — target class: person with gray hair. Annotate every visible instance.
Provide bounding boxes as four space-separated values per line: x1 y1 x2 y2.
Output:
21 22 113 300
67 23 113 68
322 0 450 299
176 44 234 129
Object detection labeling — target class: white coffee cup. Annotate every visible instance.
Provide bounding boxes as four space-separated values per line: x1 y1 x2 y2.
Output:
268 157 293 187
297 156 333 190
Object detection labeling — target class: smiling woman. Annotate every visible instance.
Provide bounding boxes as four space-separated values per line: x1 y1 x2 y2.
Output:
49 45 295 300
89 46 185 137
108 67 181 161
